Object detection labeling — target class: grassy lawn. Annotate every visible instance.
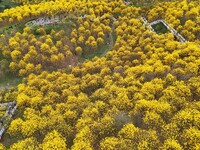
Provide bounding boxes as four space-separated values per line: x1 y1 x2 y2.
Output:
0 22 26 35
1 133 23 148
0 50 21 90
0 0 20 12
31 19 74 36
81 24 116 62
0 73 21 90
132 3 143 7
81 43 111 61
152 22 169 34
32 23 65 35
131 2 154 8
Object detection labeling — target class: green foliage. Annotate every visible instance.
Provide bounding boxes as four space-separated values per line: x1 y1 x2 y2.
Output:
152 22 169 34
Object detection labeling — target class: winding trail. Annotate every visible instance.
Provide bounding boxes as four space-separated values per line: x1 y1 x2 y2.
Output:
25 16 61 26
0 102 17 140
101 25 115 57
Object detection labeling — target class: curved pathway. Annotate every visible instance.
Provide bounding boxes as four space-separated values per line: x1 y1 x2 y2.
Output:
0 102 17 140
102 25 115 56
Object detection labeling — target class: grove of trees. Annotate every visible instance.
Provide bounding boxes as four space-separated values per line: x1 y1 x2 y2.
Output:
0 0 199 149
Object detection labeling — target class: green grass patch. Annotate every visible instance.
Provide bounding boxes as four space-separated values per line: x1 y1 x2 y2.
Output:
152 22 169 34
1 133 23 148
0 50 4 60
81 29 116 62
0 0 20 12
31 20 73 36
0 50 20 89
0 22 26 35
0 73 21 90
113 31 117 43
81 44 111 61
132 3 143 7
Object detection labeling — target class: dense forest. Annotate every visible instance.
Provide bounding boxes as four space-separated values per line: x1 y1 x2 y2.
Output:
0 0 199 149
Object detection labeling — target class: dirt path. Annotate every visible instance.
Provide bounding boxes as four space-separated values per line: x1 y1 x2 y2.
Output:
101 25 115 56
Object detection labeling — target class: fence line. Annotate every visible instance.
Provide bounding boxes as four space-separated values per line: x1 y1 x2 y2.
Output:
141 17 187 43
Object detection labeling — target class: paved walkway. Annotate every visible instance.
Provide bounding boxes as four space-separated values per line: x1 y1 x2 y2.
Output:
142 17 156 32
25 14 117 27
25 16 62 27
141 17 187 43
